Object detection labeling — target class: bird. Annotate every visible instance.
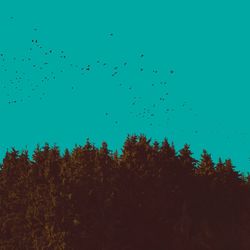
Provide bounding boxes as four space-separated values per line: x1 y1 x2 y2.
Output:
0 29 176 132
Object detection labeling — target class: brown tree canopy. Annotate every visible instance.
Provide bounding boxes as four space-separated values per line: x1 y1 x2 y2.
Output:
0 135 249 250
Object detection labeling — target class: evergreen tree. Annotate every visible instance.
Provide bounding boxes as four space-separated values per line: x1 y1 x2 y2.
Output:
179 144 197 175
196 150 215 176
0 136 249 250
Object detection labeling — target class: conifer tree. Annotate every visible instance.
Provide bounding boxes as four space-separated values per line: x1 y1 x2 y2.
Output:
196 150 215 176
179 144 197 175
0 136 249 249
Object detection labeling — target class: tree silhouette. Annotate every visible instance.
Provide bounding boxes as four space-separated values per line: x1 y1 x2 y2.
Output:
0 135 249 249
196 150 215 176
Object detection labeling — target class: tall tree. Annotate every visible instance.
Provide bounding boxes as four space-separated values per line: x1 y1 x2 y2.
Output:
196 150 215 176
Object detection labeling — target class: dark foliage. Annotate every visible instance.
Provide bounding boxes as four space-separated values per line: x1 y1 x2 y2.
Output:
0 135 249 250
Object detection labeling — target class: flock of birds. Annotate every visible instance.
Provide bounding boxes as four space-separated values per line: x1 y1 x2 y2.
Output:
2 18 249 170
0 28 196 129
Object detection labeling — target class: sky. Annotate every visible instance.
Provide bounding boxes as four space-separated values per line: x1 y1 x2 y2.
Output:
0 0 250 173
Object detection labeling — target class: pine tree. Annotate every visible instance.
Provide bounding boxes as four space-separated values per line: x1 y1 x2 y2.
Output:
196 150 215 176
179 144 197 175
0 137 249 249
216 157 225 173
160 138 176 159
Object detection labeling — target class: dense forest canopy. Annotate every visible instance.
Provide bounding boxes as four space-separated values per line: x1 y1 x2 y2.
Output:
0 135 250 250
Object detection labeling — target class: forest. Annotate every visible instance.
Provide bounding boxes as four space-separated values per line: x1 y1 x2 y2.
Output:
0 134 250 250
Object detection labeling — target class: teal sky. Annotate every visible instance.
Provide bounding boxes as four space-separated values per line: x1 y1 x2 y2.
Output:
1 0 250 173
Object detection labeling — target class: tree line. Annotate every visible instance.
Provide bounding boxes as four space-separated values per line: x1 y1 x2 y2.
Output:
0 135 250 250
